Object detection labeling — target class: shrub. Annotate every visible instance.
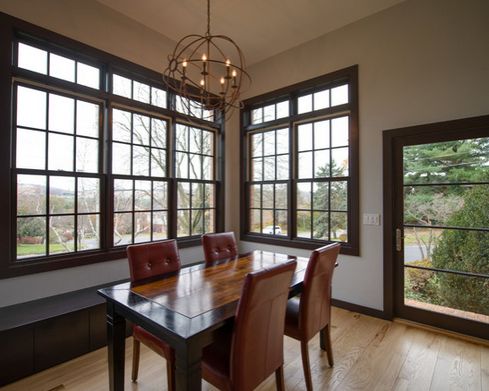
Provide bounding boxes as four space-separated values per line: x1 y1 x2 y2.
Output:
431 185 489 315
405 259 441 304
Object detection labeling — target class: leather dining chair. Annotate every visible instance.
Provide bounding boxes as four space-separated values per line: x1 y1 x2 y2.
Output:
201 231 238 265
126 239 180 391
202 260 297 391
284 243 341 391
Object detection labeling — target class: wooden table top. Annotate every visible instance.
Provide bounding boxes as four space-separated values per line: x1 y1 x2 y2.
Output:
98 250 309 340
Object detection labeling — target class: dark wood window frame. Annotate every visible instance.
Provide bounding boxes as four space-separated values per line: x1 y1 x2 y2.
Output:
240 65 359 255
0 12 225 278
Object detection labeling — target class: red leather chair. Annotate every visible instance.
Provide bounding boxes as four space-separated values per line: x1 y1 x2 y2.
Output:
127 239 180 390
284 243 341 391
202 260 297 391
201 232 238 265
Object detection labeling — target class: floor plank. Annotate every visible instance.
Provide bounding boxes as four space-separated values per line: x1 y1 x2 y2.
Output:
393 328 442 391
430 335 481 391
481 345 489 391
335 322 412 391
1 307 487 391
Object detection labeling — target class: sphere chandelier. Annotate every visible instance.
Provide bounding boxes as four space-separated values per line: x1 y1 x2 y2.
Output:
163 0 251 121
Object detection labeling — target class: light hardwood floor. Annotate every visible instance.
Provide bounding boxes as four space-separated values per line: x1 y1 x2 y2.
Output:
2 307 488 391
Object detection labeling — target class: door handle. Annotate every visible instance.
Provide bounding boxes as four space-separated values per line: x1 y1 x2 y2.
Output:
396 228 403 252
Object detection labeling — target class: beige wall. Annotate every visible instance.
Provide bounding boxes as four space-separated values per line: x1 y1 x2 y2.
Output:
0 0 176 73
235 0 489 310
1 0 488 309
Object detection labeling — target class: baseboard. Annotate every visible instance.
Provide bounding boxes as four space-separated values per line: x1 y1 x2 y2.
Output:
394 317 489 346
332 299 390 320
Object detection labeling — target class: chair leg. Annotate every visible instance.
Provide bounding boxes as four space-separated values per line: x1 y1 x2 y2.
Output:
166 357 175 391
275 365 285 391
131 339 140 382
300 340 313 391
320 324 334 367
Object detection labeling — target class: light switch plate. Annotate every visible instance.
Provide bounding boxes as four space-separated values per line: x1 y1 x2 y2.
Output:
363 213 380 225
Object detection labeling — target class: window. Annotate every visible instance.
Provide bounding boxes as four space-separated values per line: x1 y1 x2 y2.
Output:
175 124 216 237
18 42 100 89
15 84 102 259
241 66 359 255
0 17 224 277
175 96 214 121
249 127 289 236
112 73 167 108
251 100 289 124
111 108 169 246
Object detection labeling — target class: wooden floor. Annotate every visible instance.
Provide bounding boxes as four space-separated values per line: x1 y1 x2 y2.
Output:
2 307 488 391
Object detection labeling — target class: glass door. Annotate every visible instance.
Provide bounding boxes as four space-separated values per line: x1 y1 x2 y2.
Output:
390 118 489 339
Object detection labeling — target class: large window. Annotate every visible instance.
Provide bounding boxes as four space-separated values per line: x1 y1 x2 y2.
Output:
0 15 223 277
241 66 359 254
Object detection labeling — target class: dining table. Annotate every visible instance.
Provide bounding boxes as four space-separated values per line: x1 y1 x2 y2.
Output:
98 250 310 391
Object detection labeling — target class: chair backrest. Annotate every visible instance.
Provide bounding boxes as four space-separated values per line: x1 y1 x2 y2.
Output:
230 260 297 391
299 243 340 340
127 239 181 283
201 232 238 264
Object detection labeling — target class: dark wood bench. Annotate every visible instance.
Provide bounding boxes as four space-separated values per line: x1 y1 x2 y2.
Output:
0 280 130 386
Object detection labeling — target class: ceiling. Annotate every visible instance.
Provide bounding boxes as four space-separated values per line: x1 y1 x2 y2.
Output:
96 0 405 66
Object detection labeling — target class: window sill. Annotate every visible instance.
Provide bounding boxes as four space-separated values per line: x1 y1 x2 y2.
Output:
1 237 206 279
240 233 359 256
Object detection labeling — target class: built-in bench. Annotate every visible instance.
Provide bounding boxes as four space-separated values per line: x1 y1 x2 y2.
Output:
0 280 131 386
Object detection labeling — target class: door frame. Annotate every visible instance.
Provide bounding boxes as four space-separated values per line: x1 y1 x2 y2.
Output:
383 114 489 339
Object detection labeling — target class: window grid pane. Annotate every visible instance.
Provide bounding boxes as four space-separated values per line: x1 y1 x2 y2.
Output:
14 84 102 259
177 181 216 238
18 42 101 90
112 106 169 246
250 100 289 125
112 108 168 178
113 179 169 246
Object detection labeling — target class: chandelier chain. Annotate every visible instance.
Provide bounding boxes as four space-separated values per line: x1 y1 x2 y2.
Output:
207 0 211 35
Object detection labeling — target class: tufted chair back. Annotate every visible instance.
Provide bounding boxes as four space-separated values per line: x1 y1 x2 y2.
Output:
127 239 181 283
201 232 238 265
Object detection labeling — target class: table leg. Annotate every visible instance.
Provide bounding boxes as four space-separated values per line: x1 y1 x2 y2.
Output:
106 302 126 391
175 342 202 390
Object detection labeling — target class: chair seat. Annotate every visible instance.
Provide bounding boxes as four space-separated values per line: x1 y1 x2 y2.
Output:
202 329 233 391
284 296 302 340
133 325 174 360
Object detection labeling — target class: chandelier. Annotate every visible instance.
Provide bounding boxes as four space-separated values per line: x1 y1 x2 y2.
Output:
163 0 251 120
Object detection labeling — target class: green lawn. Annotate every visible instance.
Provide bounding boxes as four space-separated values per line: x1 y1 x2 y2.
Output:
17 243 74 256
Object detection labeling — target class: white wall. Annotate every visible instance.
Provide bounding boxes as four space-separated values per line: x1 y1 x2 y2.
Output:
234 0 489 310
0 247 205 307
1 0 488 310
